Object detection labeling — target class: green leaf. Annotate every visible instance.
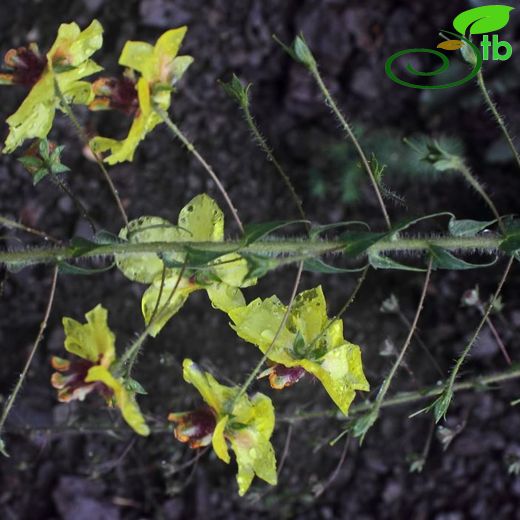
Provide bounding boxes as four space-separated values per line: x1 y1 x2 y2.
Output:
242 253 279 280
429 245 497 270
292 331 307 358
453 5 514 36
500 223 520 255
449 217 496 237
303 258 364 274
94 230 123 245
351 408 379 443
341 231 387 257
124 377 148 395
432 387 454 423
38 139 50 160
32 168 50 185
18 155 43 170
58 261 115 275
369 252 425 272
184 246 231 268
390 212 454 236
70 237 100 257
309 221 369 240
242 220 308 246
219 74 251 108
51 163 70 174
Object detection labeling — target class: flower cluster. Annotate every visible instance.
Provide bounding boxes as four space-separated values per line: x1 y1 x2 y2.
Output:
1 20 103 153
115 193 255 336
169 359 277 496
51 304 149 436
0 21 370 495
89 27 192 164
229 286 370 414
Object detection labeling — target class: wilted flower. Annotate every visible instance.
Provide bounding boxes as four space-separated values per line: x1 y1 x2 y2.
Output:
229 286 369 415
116 193 255 336
89 26 193 164
1 20 103 153
168 359 277 496
51 304 150 436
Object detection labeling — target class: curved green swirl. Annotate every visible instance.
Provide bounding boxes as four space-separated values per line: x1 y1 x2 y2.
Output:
385 32 483 90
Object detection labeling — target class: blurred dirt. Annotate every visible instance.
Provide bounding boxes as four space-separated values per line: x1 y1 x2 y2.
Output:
1 0 520 518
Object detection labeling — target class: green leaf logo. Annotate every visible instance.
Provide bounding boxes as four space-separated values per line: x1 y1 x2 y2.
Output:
453 5 514 36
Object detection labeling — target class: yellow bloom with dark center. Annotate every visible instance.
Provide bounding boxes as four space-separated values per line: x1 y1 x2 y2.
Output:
51 304 150 436
115 193 255 336
168 359 277 496
229 286 370 415
89 26 193 164
1 20 103 153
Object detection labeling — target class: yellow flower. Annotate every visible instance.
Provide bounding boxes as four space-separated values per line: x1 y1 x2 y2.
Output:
168 359 277 496
1 20 103 153
229 286 370 415
116 193 255 336
51 304 150 436
89 27 193 164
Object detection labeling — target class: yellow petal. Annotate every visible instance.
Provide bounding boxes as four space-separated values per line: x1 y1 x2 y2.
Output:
93 78 162 164
171 55 194 85
290 286 328 344
182 359 235 416
86 365 150 436
300 342 369 415
47 19 103 67
228 393 277 495
211 253 252 288
119 41 154 77
206 284 245 314
3 72 54 153
116 215 185 283
178 194 224 241
142 273 197 336
62 304 116 365
228 296 295 365
153 27 188 83
212 416 230 463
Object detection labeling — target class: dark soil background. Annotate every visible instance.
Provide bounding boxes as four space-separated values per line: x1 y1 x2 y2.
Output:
1 0 520 518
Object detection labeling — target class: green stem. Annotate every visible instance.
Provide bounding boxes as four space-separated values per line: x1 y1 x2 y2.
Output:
309 66 391 230
285 362 520 423
441 256 514 408
477 70 520 174
456 159 505 234
153 105 244 234
0 235 502 266
0 266 58 453
241 100 307 224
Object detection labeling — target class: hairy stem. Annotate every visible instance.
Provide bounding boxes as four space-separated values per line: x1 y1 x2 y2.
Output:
0 215 61 244
309 67 391 230
442 256 514 404
456 160 505 234
241 98 307 223
153 105 244 233
477 70 520 174
0 235 502 266
0 266 58 452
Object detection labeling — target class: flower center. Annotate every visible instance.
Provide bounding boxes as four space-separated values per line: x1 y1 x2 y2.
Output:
4 46 47 87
